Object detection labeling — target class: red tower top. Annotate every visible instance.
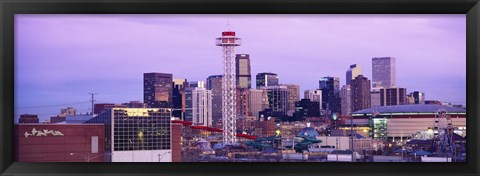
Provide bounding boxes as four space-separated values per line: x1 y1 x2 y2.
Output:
222 31 236 36
216 31 241 46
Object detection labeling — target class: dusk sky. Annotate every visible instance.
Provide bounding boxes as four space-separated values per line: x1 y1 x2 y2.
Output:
15 14 466 122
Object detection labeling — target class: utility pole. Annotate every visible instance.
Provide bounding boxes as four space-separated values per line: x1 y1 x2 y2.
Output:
88 93 97 115
351 115 355 162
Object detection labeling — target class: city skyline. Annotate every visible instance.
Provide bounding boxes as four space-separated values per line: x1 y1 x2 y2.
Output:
15 14 466 121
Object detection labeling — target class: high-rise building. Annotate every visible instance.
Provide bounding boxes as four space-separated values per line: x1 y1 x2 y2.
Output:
236 54 251 89
122 101 147 108
206 75 223 127
236 88 250 120
261 85 289 115
248 89 269 119
408 91 426 104
188 81 205 88
19 114 39 124
304 89 322 114
372 57 396 90
172 79 188 119
351 75 371 112
256 72 279 89
85 108 172 162
370 90 381 107
60 107 76 116
185 82 212 126
283 84 300 112
346 64 362 85
341 85 352 116
319 77 341 115
380 87 407 106
144 73 173 108
293 99 321 118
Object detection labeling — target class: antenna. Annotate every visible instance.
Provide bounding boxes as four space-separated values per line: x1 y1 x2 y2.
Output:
88 93 97 115
226 20 232 31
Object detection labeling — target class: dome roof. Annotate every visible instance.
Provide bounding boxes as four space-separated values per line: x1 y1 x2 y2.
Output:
297 127 319 137
352 104 465 115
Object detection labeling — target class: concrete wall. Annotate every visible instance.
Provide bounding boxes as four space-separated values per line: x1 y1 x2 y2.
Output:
316 136 350 150
327 154 352 162
112 150 172 162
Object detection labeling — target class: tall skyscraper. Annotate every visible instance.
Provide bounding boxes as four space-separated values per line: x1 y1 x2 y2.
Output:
304 89 322 114
372 57 396 90
172 79 188 119
236 87 250 119
346 64 362 85
206 75 223 127
236 54 251 89
351 75 371 112
304 90 322 102
380 87 407 106
144 73 173 108
248 89 269 119
341 85 352 116
256 72 279 89
293 99 321 118
261 85 289 115
283 84 300 112
185 85 212 126
319 77 341 115
188 81 205 88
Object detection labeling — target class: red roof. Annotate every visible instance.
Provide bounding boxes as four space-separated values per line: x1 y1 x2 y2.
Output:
222 31 235 36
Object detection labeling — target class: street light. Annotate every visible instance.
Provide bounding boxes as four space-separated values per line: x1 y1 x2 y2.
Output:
70 152 111 162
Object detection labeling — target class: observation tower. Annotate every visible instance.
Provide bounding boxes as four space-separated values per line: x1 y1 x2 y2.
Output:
216 29 242 145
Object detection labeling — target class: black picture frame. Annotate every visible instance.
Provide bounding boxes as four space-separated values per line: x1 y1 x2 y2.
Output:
1 0 479 175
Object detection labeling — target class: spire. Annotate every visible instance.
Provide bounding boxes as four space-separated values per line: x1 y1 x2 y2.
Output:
226 20 232 31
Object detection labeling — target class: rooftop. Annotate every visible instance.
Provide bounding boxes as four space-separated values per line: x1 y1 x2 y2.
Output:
351 104 466 116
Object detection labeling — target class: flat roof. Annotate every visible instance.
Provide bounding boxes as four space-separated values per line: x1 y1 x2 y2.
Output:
351 104 466 116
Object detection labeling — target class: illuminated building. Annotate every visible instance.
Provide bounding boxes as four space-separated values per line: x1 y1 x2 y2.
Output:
185 82 212 126
172 78 188 119
256 72 279 89
351 104 466 141
319 76 341 115
283 84 300 112
144 72 173 108
207 75 223 128
85 108 172 162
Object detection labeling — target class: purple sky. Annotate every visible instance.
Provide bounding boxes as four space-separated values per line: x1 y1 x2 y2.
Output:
15 14 466 122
